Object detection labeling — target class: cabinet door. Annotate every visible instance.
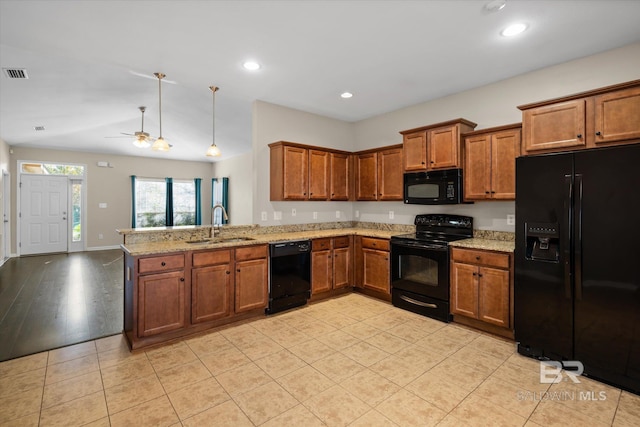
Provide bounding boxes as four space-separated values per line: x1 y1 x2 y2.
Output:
138 270 185 337
308 149 329 200
235 258 268 313
362 248 390 294
283 146 309 200
464 134 490 200
333 246 351 289
377 147 403 200
355 152 378 201
478 266 510 328
490 129 520 200
428 125 459 169
191 265 231 323
311 249 332 294
593 86 640 146
450 262 478 319
522 99 586 154
403 131 427 171
329 152 350 201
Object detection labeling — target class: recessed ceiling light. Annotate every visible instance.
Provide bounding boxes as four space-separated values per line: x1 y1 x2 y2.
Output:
340 92 353 99
501 23 527 37
242 61 261 71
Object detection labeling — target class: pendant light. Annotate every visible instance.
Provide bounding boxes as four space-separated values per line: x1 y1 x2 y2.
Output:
152 72 171 151
132 106 151 148
206 85 222 157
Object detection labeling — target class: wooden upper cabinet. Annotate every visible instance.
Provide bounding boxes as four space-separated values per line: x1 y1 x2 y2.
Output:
269 142 308 200
400 119 477 172
402 131 427 171
519 80 640 155
308 149 329 200
593 86 640 146
329 152 350 201
522 99 586 154
463 124 521 201
355 152 378 201
377 147 403 200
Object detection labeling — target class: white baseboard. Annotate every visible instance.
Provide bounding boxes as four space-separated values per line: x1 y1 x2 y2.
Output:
86 245 121 251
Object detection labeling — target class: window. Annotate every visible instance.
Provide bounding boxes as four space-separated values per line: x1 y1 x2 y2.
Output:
134 179 167 227
131 176 202 228
21 162 84 176
173 180 196 226
71 181 82 242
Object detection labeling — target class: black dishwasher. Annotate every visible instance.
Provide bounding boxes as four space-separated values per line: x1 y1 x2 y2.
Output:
267 240 311 314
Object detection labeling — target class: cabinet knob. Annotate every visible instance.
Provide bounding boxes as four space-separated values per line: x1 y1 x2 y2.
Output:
331 193 335 196
478 273 483 278
430 161 434 164
303 192 307 195
577 134 582 139
421 161 425 165
473 272 477 276
596 131 601 136
180 277 185 282
475 256 480 260
161 261 166 266
226 271 230 275
485 191 490 194
310 192 313 195
490 191 496 194
237 269 240 272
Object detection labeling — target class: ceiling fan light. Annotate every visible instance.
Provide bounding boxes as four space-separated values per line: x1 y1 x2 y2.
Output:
152 137 171 151
133 137 150 148
206 143 221 157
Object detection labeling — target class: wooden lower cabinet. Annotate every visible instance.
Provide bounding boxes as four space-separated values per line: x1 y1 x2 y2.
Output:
191 249 232 323
138 270 186 337
356 237 390 296
311 236 351 295
234 246 269 313
450 247 513 337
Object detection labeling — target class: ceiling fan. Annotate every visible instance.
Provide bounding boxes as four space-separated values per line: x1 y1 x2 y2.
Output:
106 106 155 148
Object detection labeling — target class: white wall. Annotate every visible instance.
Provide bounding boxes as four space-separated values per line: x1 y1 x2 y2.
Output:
211 151 253 226
250 42 640 232
9 147 216 252
252 100 355 226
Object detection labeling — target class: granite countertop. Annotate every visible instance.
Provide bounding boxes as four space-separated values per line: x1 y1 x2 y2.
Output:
121 228 400 256
449 238 515 253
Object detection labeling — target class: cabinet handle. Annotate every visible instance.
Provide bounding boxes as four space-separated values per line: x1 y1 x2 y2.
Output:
485 191 490 194
490 191 496 194
226 271 230 274
478 273 483 278
331 193 335 196
596 131 601 136
430 161 434 164
303 192 307 195
310 192 313 195
473 272 477 276
237 269 240 272
475 256 480 260
180 277 185 282
161 261 166 266
421 161 425 165
384 258 388 261
577 134 582 139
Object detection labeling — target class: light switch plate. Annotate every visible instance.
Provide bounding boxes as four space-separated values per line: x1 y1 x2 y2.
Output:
355 210 359 218
313 212 318 219
261 211 267 221
98 202 107 208
336 210 340 218
274 211 282 220
389 211 394 219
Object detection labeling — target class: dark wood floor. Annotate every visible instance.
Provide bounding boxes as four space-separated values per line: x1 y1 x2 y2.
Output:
0 250 123 362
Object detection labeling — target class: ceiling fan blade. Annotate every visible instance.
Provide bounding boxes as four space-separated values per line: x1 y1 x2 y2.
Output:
104 136 133 139
129 70 177 84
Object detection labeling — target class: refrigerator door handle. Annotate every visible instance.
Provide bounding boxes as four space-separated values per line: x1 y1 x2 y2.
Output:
575 174 583 301
564 174 573 299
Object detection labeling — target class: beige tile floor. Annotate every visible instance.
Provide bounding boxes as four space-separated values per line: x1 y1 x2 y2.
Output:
0 293 638 426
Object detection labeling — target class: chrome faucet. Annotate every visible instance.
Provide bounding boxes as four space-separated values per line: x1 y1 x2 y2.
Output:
211 204 229 237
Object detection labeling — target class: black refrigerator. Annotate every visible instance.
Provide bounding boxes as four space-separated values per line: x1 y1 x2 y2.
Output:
515 144 640 393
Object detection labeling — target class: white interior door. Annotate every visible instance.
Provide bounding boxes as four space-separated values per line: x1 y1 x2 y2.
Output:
20 174 68 255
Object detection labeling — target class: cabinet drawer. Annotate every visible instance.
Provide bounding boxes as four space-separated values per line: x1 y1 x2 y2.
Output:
312 238 332 251
235 245 268 261
192 249 232 268
451 248 510 269
138 254 185 274
361 237 389 251
333 236 350 249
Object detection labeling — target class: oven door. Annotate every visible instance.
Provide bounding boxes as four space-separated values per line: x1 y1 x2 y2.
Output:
391 241 449 301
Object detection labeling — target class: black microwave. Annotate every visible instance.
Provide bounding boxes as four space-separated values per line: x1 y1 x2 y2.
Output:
404 169 464 204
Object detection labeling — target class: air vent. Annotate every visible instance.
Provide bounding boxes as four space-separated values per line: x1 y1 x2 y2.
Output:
3 68 29 79
34 126 45 131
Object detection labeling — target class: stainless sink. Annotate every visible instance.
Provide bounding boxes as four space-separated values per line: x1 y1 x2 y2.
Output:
186 239 211 244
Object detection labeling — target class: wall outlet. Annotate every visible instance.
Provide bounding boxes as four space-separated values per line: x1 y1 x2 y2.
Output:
291 208 296 216
336 210 340 218
313 211 318 219
261 211 268 221
98 202 107 208
507 214 515 225
389 211 394 220
355 210 360 218
98 233 104 240
274 211 282 220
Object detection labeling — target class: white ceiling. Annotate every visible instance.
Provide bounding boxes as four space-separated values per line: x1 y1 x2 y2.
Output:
1 0 639 162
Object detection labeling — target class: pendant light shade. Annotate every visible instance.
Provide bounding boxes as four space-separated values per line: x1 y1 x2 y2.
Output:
152 72 171 151
206 85 221 157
